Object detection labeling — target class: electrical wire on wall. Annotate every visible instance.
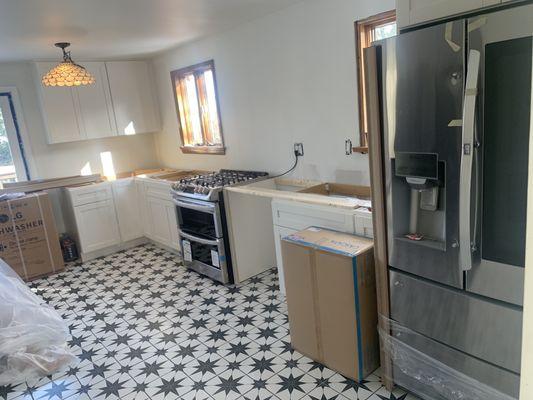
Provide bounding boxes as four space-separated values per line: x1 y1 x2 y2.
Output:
269 149 300 179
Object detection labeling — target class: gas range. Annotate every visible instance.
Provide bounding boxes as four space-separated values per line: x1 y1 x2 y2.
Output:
171 169 269 201
171 169 269 284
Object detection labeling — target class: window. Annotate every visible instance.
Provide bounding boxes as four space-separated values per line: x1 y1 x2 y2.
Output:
171 60 225 155
355 11 396 152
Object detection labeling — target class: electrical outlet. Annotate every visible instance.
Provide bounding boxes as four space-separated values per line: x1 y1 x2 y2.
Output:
294 143 304 157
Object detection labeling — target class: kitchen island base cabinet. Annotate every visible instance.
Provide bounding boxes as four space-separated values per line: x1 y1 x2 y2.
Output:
224 190 277 284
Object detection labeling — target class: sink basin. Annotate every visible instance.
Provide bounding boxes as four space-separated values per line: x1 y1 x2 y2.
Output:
245 178 320 192
299 183 371 200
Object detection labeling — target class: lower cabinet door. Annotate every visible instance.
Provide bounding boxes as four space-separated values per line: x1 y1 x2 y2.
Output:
74 199 121 253
136 181 151 237
112 179 143 242
146 196 173 247
166 202 180 250
273 225 298 295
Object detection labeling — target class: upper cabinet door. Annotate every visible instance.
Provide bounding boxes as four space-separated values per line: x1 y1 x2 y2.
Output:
35 62 84 144
74 62 117 139
397 0 486 28
105 61 160 136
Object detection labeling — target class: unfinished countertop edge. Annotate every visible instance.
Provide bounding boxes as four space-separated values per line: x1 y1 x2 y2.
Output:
224 185 366 210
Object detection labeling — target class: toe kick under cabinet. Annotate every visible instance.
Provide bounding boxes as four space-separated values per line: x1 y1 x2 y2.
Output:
272 199 373 294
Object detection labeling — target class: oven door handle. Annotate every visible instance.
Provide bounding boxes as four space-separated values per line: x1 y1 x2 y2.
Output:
179 229 221 246
173 198 216 214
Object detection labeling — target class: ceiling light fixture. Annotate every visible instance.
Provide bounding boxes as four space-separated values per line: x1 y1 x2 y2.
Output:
41 42 95 87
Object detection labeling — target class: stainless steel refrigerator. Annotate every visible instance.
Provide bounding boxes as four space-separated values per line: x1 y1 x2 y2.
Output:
366 3 532 398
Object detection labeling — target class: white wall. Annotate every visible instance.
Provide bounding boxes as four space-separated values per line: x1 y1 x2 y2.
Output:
0 62 159 179
152 0 394 185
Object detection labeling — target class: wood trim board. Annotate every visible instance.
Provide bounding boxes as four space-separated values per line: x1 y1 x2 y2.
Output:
1 174 102 194
364 46 393 389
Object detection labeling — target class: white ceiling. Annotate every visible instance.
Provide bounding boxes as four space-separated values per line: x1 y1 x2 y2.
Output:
0 0 303 62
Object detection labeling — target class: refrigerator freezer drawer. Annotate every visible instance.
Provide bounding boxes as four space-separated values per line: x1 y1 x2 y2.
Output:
389 270 522 375
387 314 520 399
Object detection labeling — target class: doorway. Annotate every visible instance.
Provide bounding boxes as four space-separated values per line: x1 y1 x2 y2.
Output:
0 92 30 184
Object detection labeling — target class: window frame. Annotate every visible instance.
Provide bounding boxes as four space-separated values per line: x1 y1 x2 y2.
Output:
170 60 226 155
354 10 396 153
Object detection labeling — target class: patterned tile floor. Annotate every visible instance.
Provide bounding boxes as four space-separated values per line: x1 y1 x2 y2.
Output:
1 244 417 400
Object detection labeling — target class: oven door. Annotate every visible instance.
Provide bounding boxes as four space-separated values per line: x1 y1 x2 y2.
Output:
173 197 223 239
179 229 229 283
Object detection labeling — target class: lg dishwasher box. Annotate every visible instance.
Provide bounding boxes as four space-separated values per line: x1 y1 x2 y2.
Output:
281 227 379 381
0 192 64 280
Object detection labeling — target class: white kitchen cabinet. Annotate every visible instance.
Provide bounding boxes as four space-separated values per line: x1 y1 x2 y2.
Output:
146 196 174 247
397 0 489 28
66 177 179 260
273 200 356 233
75 62 116 139
273 225 298 294
35 61 115 143
138 179 179 250
112 178 144 242
73 199 122 254
167 203 180 249
135 180 151 237
272 199 373 295
35 60 158 143
68 182 114 206
106 61 160 136
35 62 83 144
355 208 374 238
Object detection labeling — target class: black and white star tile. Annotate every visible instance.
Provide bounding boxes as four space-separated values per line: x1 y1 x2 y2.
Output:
0 244 419 400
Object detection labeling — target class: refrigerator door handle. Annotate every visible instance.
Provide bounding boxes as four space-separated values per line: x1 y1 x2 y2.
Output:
459 49 481 271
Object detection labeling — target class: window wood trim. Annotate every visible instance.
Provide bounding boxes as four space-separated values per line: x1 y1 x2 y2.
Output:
355 10 396 152
180 145 226 155
170 60 226 155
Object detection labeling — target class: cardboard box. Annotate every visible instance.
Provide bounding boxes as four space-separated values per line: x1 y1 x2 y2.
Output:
0 192 64 280
281 227 379 381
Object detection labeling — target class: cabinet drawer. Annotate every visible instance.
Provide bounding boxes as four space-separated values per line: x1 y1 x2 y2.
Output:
143 181 172 200
68 183 113 206
272 200 355 233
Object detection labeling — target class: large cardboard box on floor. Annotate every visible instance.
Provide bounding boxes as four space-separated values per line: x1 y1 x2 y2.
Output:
0 192 64 280
281 227 379 381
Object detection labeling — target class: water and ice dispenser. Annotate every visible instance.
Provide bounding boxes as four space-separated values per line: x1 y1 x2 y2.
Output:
392 153 446 250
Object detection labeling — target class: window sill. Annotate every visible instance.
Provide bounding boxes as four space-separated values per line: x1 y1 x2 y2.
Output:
180 145 226 155
352 146 368 154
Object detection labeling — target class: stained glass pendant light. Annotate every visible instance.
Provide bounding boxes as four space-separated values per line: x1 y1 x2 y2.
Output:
41 42 95 87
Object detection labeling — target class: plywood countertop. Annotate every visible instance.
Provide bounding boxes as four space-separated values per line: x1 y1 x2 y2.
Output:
225 178 371 210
